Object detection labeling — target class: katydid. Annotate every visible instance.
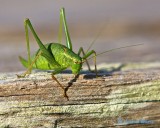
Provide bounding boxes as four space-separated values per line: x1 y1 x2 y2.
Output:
18 7 142 100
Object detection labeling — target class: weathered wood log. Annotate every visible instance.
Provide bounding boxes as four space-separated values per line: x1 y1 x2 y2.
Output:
0 63 160 128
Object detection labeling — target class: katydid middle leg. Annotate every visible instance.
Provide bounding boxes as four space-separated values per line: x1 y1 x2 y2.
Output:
82 50 98 76
78 47 92 72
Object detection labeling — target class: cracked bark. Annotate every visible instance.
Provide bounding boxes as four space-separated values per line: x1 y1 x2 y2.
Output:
0 63 160 128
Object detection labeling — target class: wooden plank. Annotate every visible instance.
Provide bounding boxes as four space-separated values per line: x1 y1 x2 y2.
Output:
0 63 160 127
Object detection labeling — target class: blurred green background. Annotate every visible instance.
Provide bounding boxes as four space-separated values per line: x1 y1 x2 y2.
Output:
1 0 160 72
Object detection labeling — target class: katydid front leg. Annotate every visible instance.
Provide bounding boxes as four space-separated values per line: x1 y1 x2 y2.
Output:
52 75 69 100
51 68 69 100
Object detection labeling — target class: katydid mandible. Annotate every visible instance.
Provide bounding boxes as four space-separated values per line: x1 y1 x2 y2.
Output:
18 7 141 100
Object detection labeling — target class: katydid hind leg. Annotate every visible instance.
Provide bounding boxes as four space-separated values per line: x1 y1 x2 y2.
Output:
24 18 31 73
60 8 72 50
18 18 33 74
24 19 60 68
17 19 40 77
58 8 63 44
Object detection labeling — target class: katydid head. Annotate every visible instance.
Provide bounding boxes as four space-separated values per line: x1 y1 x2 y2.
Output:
71 63 82 74
71 60 83 74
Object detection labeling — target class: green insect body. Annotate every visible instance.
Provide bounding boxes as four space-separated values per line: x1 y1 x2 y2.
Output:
18 7 97 100
20 43 82 74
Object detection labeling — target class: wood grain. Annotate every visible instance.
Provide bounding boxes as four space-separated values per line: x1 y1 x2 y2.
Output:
0 63 160 128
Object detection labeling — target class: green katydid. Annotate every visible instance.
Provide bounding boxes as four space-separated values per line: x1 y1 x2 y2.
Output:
18 7 142 100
